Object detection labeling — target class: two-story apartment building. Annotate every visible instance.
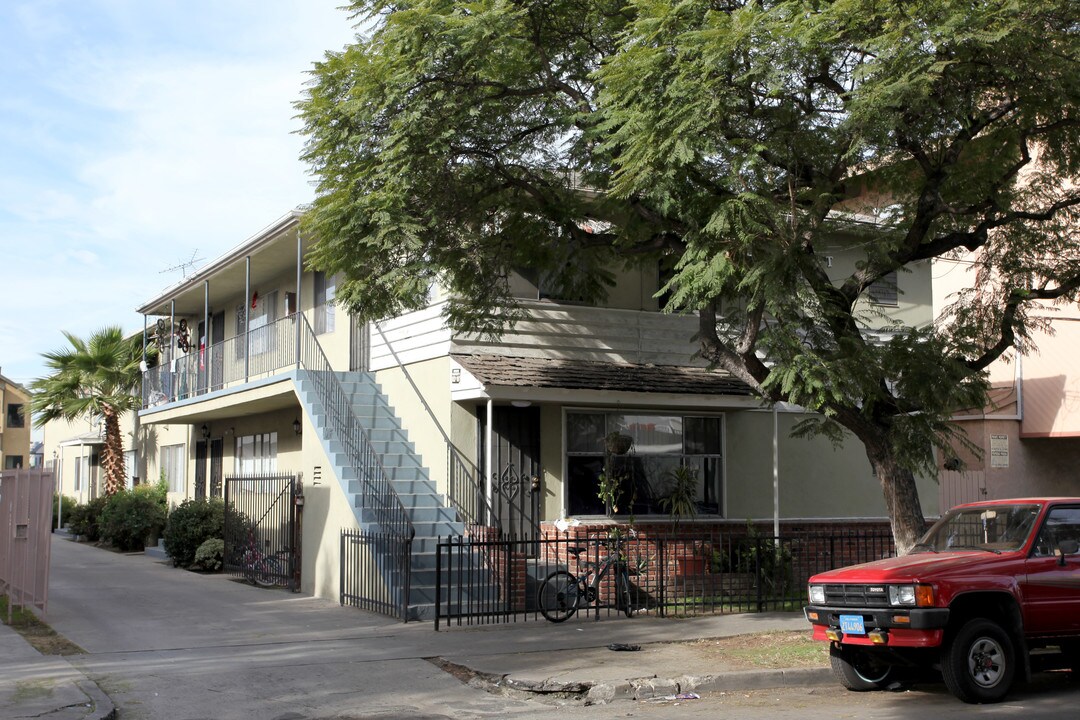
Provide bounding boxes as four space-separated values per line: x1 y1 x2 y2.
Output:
0 371 31 470
76 208 936 619
934 256 1080 506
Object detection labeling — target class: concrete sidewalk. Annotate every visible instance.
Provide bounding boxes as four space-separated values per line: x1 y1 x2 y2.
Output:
0 621 114 720
4 537 830 718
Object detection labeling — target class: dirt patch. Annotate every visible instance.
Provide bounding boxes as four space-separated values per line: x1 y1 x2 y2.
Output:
0 596 85 656
673 630 829 670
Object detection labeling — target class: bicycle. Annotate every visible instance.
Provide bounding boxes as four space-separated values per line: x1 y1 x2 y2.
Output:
536 538 639 622
240 533 289 587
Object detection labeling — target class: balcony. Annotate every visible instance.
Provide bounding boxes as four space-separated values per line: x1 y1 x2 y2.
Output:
142 315 301 412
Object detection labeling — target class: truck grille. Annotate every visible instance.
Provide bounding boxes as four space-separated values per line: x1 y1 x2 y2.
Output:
822 584 890 608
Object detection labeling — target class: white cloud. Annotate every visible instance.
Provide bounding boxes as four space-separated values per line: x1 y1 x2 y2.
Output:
0 0 358 385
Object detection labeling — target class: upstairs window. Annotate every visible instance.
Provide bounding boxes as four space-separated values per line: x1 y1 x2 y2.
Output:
6 403 24 428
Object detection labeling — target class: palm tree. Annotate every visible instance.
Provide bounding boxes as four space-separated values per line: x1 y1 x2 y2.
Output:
31 326 146 496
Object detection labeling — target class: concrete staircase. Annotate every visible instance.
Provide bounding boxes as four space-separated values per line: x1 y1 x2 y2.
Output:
294 370 467 620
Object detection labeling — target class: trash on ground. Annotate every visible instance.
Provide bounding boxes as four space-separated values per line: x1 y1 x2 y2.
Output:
607 643 641 651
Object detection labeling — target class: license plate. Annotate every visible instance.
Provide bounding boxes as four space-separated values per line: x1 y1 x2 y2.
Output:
840 614 866 635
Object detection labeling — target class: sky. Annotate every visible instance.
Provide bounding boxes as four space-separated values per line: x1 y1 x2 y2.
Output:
0 1 360 391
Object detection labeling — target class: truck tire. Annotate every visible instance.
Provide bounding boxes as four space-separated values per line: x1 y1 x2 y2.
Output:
829 645 897 691
942 618 1016 703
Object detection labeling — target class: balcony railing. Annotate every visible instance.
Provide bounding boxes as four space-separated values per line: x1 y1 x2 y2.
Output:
142 316 298 407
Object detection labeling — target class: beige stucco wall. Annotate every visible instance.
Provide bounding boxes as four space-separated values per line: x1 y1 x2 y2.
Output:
713 409 939 520
371 357 454 493
295 408 362 599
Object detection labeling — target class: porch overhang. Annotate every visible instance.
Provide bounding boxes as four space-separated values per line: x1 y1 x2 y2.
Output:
138 373 300 425
449 353 762 410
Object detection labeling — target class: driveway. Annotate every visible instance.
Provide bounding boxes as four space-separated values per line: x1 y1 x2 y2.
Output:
47 539 530 719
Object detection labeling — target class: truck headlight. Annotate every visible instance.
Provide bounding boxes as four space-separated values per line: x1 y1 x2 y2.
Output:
889 585 917 606
808 585 826 604
889 584 935 607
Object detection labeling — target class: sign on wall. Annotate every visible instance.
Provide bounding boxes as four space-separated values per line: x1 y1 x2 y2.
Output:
990 434 1010 468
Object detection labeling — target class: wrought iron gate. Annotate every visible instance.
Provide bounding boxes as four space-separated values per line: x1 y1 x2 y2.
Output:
223 474 300 590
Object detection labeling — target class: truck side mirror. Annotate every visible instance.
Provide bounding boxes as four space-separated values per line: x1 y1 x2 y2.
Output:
1058 539 1079 556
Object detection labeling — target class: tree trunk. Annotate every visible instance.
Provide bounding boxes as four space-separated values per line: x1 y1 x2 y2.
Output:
864 441 926 556
100 406 126 496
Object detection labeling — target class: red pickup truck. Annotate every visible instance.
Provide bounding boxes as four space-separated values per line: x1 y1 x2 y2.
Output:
804 498 1080 703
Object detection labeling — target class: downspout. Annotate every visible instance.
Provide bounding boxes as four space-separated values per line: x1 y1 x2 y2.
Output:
169 300 176 401
486 398 494 524
244 256 251 383
295 230 302 369
203 280 210 394
773 404 780 540
141 314 147 406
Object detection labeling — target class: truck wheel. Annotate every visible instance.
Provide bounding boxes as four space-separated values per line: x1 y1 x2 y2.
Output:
942 618 1016 703
829 645 897 691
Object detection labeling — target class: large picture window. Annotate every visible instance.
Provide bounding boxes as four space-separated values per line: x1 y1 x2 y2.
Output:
234 432 278 476
565 411 723 517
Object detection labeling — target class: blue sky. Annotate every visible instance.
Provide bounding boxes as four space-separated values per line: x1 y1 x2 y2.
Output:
0 1 358 390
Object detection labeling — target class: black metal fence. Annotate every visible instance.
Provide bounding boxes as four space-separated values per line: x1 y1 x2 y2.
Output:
340 528 413 620
434 526 895 629
224 474 300 590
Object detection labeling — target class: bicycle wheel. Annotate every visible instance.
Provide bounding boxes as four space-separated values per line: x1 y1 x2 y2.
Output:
616 570 635 618
253 557 283 587
537 570 582 622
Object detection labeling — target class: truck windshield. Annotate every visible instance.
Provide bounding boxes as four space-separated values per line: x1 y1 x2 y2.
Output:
916 504 1040 553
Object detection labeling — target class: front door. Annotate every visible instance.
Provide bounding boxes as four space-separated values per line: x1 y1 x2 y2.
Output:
210 438 224 498
195 441 208 499
210 311 225 391
478 406 541 545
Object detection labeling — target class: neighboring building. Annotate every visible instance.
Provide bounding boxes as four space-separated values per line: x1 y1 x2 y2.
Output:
29 441 44 468
63 208 937 619
934 256 1080 506
0 371 31 470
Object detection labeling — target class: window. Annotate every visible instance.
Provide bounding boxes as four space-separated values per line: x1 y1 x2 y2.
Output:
314 271 337 334
4 456 23 470
565 411 723 517
867 270 898 306
124 450 137 489
1033 506 1080 557
74 456 87 492
6 403 24 428
162 444 186 493
235 432 278 476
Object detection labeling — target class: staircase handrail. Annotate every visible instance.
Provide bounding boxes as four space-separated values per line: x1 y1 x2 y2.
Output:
297 314 415 544
372 321 496 530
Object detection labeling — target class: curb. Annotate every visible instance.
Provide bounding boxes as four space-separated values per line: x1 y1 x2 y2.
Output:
77 677 117 720
584 667 833 704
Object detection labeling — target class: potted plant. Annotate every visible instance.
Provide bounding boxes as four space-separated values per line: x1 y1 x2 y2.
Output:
660 465 706 575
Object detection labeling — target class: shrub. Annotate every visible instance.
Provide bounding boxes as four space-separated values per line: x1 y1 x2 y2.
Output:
99 490 168 552
164 498 224 568
193 538 225 571
68 496 109 542
52 494 78 531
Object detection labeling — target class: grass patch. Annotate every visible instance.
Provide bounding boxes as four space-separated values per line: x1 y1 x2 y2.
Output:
680 630 828 670
0 595 85 656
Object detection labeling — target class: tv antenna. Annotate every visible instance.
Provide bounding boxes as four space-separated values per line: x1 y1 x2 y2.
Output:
160 250 205 278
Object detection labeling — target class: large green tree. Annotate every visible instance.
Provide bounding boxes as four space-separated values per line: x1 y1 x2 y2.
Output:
31 327 146 496
298 0 1080 552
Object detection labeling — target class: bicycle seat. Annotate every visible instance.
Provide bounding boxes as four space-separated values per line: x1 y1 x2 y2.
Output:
567 546 587 557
